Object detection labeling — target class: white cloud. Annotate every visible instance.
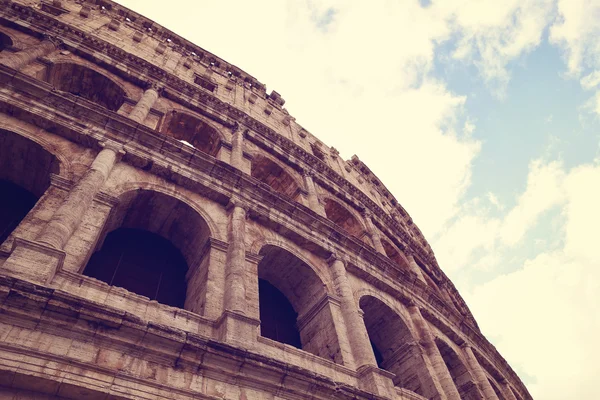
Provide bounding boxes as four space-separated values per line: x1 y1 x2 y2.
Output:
465 162 600 400
580 70 600 90
499 159 566 246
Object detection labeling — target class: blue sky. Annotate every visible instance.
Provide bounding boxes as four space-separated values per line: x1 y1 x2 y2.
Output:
117 1 600 398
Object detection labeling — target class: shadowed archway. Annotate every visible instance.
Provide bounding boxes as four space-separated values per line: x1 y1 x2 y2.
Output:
251 154 301 200
0 130 59 246
83 189 211 310
45 62 127 111
0 32 13 52
257 245 345 364
359 295 436 397
435 338 483 400
324 198 367 239
160 110 221 157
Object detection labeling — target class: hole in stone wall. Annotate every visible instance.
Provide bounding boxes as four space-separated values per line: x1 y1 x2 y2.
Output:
258 278 301 348
381 239 410 270
84 228 188 308
45 62 126 111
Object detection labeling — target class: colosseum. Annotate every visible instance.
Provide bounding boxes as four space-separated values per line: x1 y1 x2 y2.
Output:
0 1 531 399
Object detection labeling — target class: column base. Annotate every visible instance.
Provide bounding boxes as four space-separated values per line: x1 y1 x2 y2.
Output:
357 364 395 398
215 310 260 348
0 237 65 285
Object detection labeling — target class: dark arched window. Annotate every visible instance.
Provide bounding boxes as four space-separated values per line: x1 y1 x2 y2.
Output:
360 295 437 398
258 278 301 348
0 180 37 244
324 198 367 240
45 63 126 111
435 338 482 400
0 32 13 53
0 130 59 247
257 245 345 364
84 228 188 308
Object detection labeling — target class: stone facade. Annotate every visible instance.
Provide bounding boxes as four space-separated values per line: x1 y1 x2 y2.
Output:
0 1 531 399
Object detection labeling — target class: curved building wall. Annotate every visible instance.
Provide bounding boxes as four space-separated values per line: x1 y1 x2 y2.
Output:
0 1 531 400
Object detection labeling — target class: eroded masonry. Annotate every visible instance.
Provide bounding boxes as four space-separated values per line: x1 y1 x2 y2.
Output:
0 1 532 399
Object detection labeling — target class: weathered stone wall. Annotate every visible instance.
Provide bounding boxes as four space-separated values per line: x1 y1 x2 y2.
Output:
0 1 531 399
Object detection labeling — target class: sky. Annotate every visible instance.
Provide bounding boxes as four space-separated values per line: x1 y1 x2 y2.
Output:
115 1 600 398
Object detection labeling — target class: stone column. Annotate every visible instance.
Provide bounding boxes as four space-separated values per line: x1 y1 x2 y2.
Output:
230 125 244 170
328 254 394 397
36 141 123 250
0 38 58 70
500 379 518 400
363 210 385 254
303 170 325 217
408 304 462 400
224 199 248 314
128 85 160 123
462 345 500 400
405 248 427 283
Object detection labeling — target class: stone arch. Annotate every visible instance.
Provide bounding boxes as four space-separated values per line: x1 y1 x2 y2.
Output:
251 153 302 200
435 338 483 400
488 377 507 400
109 182 223 242
323 197 367 239
44 62 128 111
380 238 411 270
257 244 345 364
83 189 212 309
159 109 223 157
0 129 60 245
0 31 13 52
358 293 436 397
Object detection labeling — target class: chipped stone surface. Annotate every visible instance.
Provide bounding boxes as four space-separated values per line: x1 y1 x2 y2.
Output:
0 1 530 399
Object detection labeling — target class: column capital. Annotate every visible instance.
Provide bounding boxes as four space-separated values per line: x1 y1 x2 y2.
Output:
226 197 250 213
99 140 125 155
230 121 240 133
302 168 316 178
42 34 63 48
327 252 346 266
362 209 373 219
147 81 164 93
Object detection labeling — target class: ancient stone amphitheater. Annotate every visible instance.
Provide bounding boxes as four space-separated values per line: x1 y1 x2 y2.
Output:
0 1 531 399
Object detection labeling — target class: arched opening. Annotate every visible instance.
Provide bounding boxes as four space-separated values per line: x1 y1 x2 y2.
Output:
0 130 59 246
488 378 506 400
84 228 188 308
251 154 301 200
83 190 211 310
160 110 221 157
45 62 126 111
381 239 410 269
258 278 301 348
0 32 13 52
257 245 344 363
359 295 431 397
435 338 483 400
324 198 367 239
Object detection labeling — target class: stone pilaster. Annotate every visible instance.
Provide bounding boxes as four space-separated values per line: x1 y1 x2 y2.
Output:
128 85 160 123
230 125 244 170
328 254 394 397
405 249 427 283
303 170 326 217
500 379 519 400
217 200 261 346
363 210 385 254
0 38 58 70
223 199 248 314
462 344 499 399
36 141 123 250
408 304 461 400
